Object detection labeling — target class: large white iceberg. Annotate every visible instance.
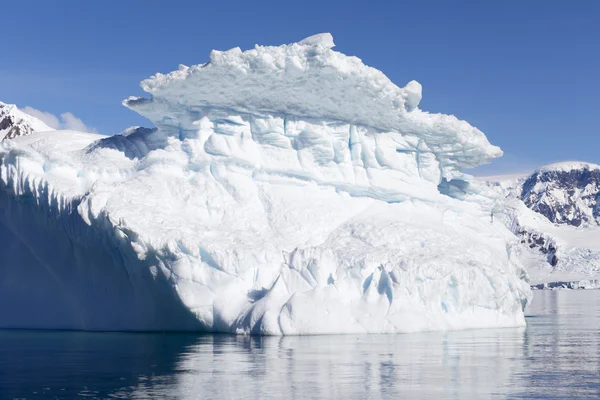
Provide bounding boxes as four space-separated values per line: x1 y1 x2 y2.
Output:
0 34 530 334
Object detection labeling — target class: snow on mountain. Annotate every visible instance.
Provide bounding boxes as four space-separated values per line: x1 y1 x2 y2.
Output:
520 162 600 227
475 163 600 288
0 102 54 140
125 32 501 181
0 34 530 334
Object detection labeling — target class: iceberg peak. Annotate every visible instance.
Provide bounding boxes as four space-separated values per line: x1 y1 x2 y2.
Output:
126 34 502 178
298 32 335 49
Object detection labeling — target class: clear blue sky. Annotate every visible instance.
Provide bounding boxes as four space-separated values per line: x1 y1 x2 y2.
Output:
2 0 598 175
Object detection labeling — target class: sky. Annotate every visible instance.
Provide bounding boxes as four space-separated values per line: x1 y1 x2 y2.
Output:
1 0 598 175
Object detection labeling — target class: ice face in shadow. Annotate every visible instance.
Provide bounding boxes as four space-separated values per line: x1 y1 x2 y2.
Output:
0 34 530 334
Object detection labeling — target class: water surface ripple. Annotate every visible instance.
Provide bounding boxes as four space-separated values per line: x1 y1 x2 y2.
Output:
1 290 599 399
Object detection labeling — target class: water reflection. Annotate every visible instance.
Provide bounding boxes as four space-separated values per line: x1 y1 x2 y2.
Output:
136 329 525 400
512 290 600 399
1 291 599 399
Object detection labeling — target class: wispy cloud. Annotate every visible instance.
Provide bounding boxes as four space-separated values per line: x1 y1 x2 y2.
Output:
21 106 96 133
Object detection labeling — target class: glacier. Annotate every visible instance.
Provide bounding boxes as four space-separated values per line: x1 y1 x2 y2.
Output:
0 33 531 334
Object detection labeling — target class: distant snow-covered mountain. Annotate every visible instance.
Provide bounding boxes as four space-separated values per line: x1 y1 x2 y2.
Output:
519 162 600 227
478 162 600 288
0 102 54 140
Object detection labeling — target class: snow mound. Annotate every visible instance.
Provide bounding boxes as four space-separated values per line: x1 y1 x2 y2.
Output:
0 34 529 334
0 102 54 140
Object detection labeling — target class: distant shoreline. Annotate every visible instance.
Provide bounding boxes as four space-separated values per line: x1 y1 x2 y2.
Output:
531 279 600 290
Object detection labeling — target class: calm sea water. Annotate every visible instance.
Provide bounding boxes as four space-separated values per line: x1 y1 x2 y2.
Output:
1 290 599 399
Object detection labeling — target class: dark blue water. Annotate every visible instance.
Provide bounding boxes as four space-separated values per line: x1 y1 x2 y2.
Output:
1 290 599 399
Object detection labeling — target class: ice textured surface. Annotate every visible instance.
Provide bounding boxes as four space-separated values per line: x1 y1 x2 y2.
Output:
0 34 530 333
124 32 501 179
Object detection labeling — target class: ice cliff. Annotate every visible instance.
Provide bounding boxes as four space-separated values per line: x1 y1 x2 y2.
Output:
0 34 530 334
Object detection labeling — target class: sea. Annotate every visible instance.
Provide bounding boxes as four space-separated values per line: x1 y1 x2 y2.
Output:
1 290 599 399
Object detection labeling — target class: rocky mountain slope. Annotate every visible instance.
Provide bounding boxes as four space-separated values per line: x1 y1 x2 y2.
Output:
478 162 600 288
0 102 54 140
520 162 600 227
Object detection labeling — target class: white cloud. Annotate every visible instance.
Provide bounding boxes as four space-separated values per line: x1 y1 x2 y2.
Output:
21 106 60 129
59 112 94 132
21 106 96 133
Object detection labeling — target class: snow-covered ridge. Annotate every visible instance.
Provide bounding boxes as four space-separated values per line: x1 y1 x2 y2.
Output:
516 163 600 286
0 34 530 334
520 162 600 227
0 102 54 140
534 161 600 174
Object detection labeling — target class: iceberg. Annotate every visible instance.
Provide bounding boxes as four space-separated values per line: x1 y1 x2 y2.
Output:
0 34 530 334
